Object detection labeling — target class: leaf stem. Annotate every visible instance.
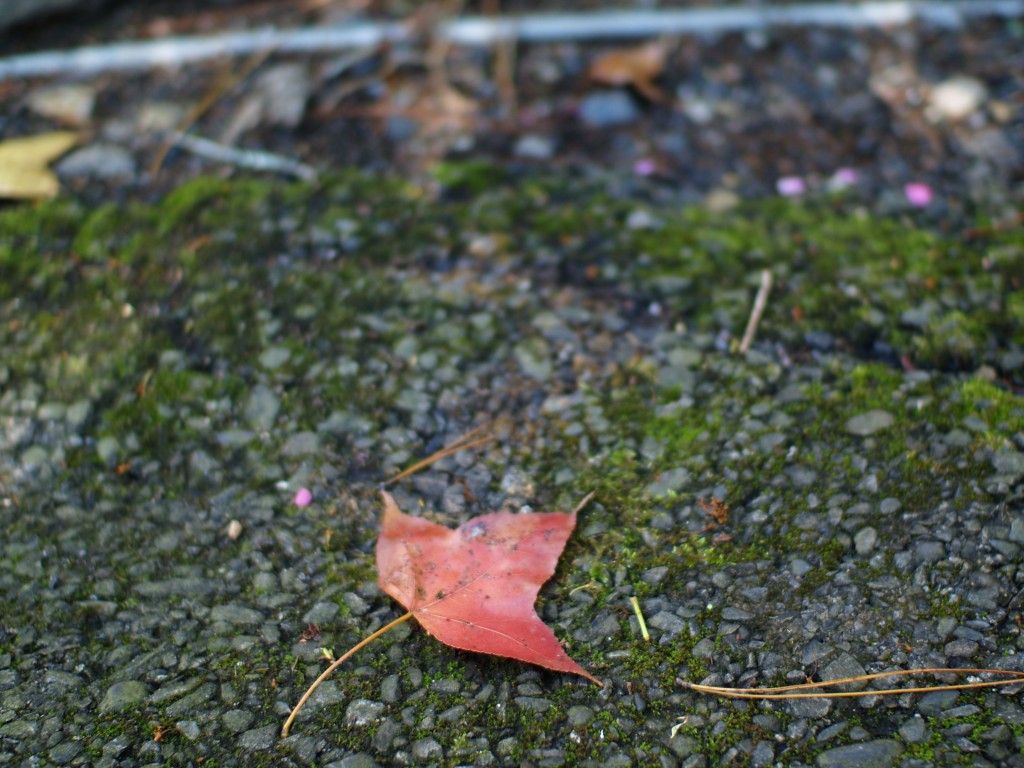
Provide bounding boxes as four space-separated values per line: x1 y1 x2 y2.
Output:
281 611 414 738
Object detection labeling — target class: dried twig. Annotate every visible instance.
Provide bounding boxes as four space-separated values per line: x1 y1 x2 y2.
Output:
166 132 317 180
738 268 773 354
684 667 1024 700
385 423 494 486
150 48 274 175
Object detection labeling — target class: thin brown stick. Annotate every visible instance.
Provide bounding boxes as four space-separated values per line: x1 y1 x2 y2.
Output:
149 47 274 175
738 268 773 354
385 423 494 485
684 667 1024 700
485 0 518 119
572 491 596 515
281 611 414 738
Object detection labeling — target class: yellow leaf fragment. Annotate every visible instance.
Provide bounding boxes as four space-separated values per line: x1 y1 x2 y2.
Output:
0 132 79 199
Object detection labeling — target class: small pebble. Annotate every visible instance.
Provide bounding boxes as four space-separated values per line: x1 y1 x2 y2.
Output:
927 75 987 121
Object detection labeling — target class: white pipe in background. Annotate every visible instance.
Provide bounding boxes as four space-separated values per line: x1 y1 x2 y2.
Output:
0 1 1022 80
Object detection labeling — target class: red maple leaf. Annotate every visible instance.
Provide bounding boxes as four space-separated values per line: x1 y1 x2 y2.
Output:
376 490 600 684
281 488 600 738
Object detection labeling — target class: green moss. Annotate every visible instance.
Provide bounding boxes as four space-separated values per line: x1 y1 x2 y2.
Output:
4 171 1023 765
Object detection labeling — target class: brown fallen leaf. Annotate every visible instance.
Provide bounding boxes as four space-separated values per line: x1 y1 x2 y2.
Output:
588 39 671 103
0 132 79 200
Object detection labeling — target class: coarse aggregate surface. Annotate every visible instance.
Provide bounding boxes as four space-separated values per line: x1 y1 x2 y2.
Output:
1 170 1023 767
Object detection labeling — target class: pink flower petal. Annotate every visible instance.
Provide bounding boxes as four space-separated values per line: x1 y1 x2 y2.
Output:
633 158 657 176
776 176 806 196
294 487 313 507
904 182 933 207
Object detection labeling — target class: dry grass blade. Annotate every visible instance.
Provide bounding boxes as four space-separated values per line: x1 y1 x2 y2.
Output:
150 48 274 176
281 612 414 738
684 667 1024 700
385 423 494 485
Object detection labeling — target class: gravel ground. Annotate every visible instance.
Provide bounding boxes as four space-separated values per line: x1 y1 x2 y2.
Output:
1 2 1021 205
2 3 1024 768
1 171 1023 766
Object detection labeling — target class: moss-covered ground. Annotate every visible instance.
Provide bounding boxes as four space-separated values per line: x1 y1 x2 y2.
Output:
0 168 1022 766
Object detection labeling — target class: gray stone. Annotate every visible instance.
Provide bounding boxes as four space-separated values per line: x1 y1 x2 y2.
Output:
250 63 310 128
513 338 552 381
164 682 215 718
0 720 39 738
57 144 136 179
918 690 959 715
43 670 84 694
854 526 878 555
96 435 121 464
821 653 867 692
940 704 981 719
567 705 594 726
579 91 640 126
914 540 946 563
150 676 203 704
210 604 264 624
1009 517 1024 545
648 611 686 635
898 715 929 743
816 739 902 768
691 637 716 659
100 680 148 712
216 429 255 447
442 483 467 514
27 84 95 126
342 591 370 616
430 677 461 694
411 737 443 761
786 464 818 486
787 697 832 718
721 607 754 621
134 577 220 597
514 133 556 159
645 467 691 497
643 565 669 585
326 754 381 768
223 709 254 733
66 399 92 430
176 720 201 741
992 448 1024 481
751 739 775 768
345 698 385 727
246 385 281 430
303 601 339 624
281 430 320 456
943 639 979 658
758 432 787 452
259 346 292 369
49 740 82 764
238 725 278 751
845 410 894 436
515 696 552 712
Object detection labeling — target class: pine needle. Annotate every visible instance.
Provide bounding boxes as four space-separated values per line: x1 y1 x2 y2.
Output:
385 423 494 485
683 667 1024 700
